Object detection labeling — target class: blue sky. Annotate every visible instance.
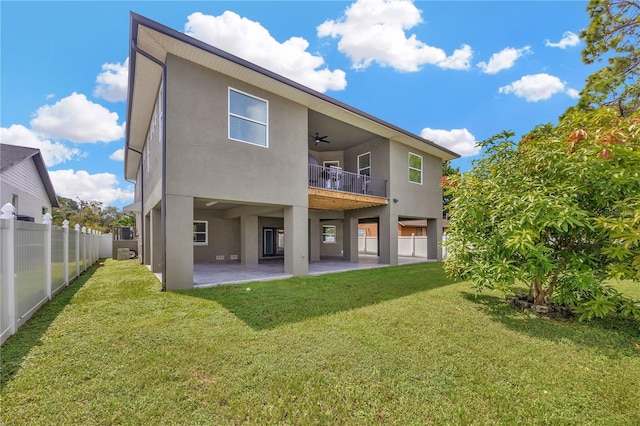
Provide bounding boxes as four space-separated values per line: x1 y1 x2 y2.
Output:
1 1 595 209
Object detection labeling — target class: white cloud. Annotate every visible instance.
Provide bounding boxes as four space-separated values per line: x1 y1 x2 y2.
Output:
499 73 567 102
477 46 531 74
109 148 125 161
545 31 580 49
94 58 129 102
317 0 471 72
0 124 82 167
185 11 346 93
30 92 124 143
438 44 473 70
420 127 479 157
49 169 134 206
566 88 580 99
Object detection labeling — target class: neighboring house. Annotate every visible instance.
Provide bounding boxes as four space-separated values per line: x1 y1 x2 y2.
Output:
124 13 460 290
0 144 59 222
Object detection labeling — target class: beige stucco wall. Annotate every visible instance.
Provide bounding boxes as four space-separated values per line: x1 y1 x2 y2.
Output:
140 84 164 218
193 211 241 263
319 219 344 257
388 140 443 220
344 136 391 181
164 55 308 207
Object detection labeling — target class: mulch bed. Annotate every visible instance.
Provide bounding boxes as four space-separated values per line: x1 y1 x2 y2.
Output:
506 293 574 318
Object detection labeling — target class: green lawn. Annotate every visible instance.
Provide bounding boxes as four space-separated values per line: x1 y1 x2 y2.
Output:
2 260 639 425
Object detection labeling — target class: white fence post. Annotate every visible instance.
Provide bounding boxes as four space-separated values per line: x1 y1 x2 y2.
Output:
75 224 80 277
63 220 69 286
43 213 52 300
411 233 416 257
82 226 87 272
1 203 16 340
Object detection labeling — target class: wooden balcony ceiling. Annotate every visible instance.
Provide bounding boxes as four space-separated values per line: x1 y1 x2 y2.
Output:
308 188 388 211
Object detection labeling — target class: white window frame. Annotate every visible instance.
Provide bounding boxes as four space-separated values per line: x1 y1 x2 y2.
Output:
193 220 208 246
357 152 371 176
408 152 423 185
323 160 340 168
322 225 337 243
228 87 269 147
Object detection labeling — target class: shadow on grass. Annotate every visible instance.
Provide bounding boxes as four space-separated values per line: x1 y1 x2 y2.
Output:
0 262 100 388
181 263 458 331
461 291 640 358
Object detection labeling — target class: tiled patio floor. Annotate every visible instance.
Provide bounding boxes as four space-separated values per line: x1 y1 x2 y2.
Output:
192 255 434 287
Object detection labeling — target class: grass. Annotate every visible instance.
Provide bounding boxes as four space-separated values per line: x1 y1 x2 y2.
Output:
1 259 639 425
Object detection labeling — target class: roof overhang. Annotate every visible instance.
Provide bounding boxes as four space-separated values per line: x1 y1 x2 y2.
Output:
125 12 460 181
32 152 59 208
122 200 141 213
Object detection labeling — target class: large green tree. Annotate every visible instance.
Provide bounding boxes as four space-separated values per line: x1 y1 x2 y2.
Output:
442 160 459 219
443 108 640 319
52 196 134 233
578 0 640 115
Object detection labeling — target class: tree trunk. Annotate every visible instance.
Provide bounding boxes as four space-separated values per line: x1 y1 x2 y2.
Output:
532 280 549 306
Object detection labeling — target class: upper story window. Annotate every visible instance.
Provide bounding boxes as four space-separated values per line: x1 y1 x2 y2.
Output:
323 160 340 168
228 88 268 147
358 152 371 177
409 152 423 184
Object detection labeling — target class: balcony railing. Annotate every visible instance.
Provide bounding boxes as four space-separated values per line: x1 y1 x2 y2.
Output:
308 164 387 198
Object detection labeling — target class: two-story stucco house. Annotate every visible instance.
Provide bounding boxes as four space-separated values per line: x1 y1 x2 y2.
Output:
0 144 59 222
124 13 459 290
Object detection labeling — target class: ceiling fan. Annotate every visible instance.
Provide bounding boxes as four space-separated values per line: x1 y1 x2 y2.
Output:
310 132 331 146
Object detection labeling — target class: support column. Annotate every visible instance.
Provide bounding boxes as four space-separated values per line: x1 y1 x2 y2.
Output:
284 205 308 276
240 215 259 265
164 194 194 290
379 210 398 266
309 216 320 262
427 218 442 260
143 213 151 265
342 214 358 261
150 208 162 273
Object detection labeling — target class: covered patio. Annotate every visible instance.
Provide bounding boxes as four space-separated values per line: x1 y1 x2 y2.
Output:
192 255 435 287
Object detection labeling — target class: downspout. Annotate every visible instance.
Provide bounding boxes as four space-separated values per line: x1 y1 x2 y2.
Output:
131 39 168 291
125 146 143 266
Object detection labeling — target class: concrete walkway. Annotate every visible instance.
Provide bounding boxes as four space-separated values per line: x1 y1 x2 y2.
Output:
193 255 434 287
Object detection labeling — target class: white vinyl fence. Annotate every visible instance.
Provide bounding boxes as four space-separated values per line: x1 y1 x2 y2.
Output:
0 203 111 344
358 234 449 259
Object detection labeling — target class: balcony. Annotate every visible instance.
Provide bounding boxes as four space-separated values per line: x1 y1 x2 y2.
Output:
308 164 388 211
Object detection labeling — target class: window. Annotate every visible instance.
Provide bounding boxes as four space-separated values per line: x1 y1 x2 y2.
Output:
228 88 268 147
42 207 48 215
193 221 208 246
11 194 18 211
323 160 340 168
408 152 423 184
322 225 337 243
357 152 371 177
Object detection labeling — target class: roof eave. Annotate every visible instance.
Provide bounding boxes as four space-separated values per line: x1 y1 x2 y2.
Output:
32 152 59 208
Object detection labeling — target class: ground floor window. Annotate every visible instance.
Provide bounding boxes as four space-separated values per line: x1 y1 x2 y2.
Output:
322 225 337 243
193 221 208 246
